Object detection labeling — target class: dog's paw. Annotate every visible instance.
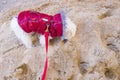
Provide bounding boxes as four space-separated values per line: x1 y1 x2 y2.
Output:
30 33 39 47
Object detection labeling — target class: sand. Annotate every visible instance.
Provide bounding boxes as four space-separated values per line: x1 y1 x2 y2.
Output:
0 0 120 80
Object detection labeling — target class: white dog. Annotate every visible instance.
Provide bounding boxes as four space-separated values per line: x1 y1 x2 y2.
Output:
10 11 76 48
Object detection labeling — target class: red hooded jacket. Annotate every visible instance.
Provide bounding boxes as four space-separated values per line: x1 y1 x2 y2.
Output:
17 10 63 38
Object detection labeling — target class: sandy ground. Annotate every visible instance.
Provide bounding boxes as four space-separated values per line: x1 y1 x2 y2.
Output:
0 0 120 80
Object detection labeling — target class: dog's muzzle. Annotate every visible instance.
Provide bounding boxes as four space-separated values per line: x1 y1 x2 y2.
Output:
17 10 65 38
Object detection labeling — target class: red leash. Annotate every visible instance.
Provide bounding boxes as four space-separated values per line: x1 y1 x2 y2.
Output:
42 26 49 80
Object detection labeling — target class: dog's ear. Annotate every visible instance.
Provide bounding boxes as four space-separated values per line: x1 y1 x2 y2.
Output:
65 17 77 40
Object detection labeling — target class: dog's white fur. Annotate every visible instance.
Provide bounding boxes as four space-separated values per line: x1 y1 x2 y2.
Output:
11 17 76 48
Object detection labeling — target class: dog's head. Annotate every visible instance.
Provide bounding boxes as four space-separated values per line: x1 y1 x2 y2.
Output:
65 17 76 40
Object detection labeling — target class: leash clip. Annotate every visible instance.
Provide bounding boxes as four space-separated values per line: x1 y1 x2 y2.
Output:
45 23 50 32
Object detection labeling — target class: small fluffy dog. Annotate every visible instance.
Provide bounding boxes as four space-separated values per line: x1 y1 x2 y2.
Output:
11 10 76 48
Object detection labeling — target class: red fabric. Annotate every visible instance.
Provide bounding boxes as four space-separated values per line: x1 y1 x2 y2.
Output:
17 10 63 37
49 14 63 37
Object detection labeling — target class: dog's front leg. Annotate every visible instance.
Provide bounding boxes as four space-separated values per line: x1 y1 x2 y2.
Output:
10 17 37 48
39 35 45 46
39 35 52 47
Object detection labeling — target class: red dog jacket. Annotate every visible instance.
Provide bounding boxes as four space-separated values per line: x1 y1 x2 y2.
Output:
17 10 64 38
